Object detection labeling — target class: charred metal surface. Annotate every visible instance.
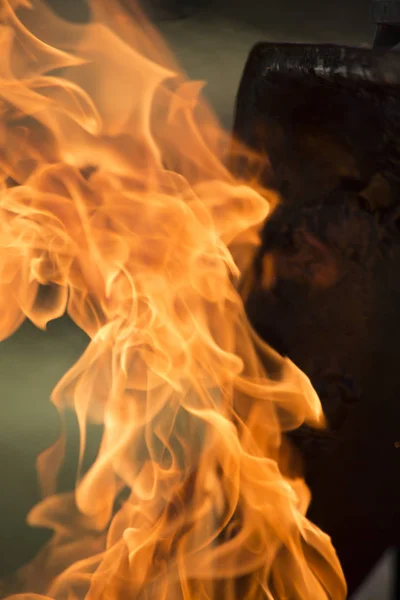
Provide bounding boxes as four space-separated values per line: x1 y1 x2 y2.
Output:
233 43 400 595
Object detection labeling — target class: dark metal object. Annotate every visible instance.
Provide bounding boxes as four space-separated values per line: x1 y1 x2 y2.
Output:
373 1 400 48
233 42 400 597
374 23 400 47
372 7 400 595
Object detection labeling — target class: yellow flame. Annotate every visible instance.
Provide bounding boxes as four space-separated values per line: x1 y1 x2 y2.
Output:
0 1 346 598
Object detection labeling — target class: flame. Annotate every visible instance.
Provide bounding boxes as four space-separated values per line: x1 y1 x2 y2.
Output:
0 1 346 598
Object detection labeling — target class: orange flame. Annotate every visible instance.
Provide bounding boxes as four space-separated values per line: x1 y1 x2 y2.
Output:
0 1 346 598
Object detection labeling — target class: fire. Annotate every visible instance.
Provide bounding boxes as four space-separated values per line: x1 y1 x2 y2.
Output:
0 1 346 598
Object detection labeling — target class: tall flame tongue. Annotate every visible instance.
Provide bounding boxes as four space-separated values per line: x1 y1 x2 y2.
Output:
0 1 346 598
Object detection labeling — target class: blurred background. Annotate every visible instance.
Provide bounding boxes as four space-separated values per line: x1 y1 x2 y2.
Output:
0 1 392 598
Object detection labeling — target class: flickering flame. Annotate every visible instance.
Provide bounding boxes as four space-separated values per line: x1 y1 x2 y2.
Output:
0 1 346 598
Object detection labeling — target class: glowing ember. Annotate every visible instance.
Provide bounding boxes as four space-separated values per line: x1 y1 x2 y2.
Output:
0 1 346 598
